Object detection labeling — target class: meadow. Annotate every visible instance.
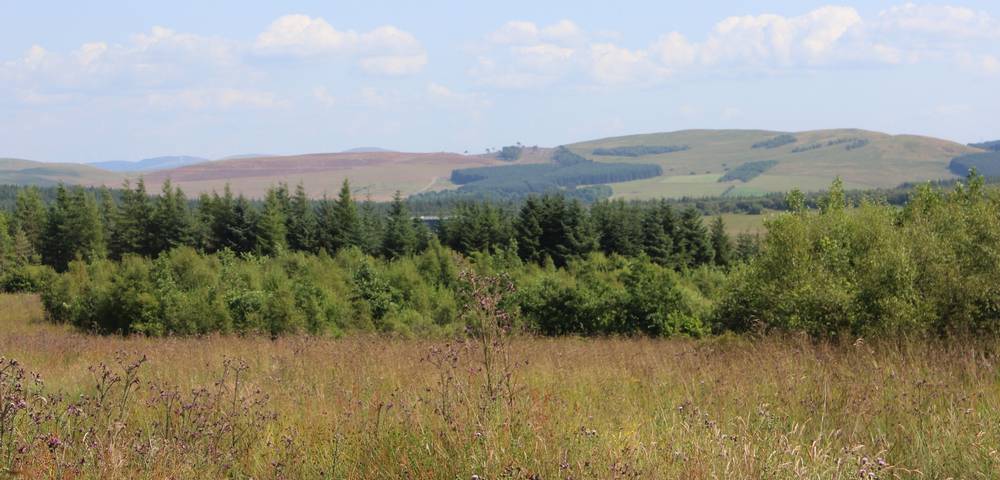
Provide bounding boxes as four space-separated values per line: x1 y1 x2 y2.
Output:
3 293 999 479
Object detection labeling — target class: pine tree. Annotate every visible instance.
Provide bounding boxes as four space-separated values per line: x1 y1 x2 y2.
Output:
13 186 47 259
67 187 105 262
332 179 362 251
41 185 71 270
229 195 260 253
358 194 383 256
709 216 733 267
514 197 544 263
592 199 642 257
199 185 237 253
642 200 679 267
286 183 317 252
676 207 714 268
151 180 192 255
41 186 104 270
111 179 154 258
257 186 288 255
381 191 415 259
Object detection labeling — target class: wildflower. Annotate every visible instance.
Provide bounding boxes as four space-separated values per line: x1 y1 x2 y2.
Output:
47 435 63 451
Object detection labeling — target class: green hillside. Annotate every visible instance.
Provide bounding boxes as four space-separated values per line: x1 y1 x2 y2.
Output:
566 129 978 199
0 158 121 187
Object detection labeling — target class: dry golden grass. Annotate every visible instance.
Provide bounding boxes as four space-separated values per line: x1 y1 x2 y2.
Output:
2 293 999 478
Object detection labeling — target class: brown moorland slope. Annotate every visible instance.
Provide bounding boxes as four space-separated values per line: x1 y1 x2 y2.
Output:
144 148 552 200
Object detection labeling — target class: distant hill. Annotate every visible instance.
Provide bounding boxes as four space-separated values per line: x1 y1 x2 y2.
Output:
566 129 978 199
1 158 123 187
342 147 396 153
144 148 553 200
91 155 208 172
0 129 982 200
217 153 273 161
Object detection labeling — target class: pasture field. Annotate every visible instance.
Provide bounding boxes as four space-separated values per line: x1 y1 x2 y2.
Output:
2 294 999 479
589 129 977 200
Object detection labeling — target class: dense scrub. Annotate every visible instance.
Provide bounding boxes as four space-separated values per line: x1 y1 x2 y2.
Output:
716 177 1000 337
34 242 720 337
719 160 778 182
591 145 689 157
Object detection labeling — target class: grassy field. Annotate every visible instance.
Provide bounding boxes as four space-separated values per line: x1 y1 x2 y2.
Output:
709 212 769 235
572 129 978 200
3 294 999 479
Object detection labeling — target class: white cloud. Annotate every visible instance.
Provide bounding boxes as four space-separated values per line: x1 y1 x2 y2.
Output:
426 82 491 110
254 15 427 75
474 4 1000 88
874 3 1000 39
254 15 358 55
312 86 337 107
588 43 662 85
359 53 427 75
146 88 286 110
1 26 241 95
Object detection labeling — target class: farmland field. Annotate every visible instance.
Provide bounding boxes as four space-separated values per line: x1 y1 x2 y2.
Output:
3 294 999 479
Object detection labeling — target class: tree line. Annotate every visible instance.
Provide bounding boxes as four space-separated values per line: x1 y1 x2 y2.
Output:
0 179 728 276
591 145 689 157
4 174 1000 339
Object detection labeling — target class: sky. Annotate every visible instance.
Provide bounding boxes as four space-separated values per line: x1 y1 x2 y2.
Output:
2 1 999 163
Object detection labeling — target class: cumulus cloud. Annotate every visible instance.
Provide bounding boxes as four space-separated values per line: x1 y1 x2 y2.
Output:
1 26 241 95
254 15 427 75
146 88 286 110
312 86 337 107
426 82 492 111
473 4 1000 88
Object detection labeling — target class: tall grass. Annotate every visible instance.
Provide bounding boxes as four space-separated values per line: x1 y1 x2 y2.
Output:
1 294 998 478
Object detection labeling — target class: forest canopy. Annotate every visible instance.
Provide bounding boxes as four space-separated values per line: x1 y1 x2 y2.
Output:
949 152 1000 177
591 145 690 157
719 160 778 182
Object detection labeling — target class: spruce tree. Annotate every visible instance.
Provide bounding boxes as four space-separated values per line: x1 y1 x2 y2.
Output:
514 197 544 263
709 216 733 267
257 186 288 255
151 180 192 255
381 191 415 259
332 179 362 251
41 185 71 270
286 183 317 252
676 207 714 268
358 194 384 256
13 186 47 258
111 179 154 258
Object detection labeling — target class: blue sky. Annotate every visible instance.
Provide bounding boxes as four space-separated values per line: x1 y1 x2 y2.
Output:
2 1 999 162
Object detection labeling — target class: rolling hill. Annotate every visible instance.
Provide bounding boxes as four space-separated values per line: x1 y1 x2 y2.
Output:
0 158 123 187
566 129 978 199
0 129 984 200
144 147 553 200
90 155 209 173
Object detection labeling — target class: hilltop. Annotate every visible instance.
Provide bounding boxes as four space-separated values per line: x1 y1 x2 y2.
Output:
144 148 553 200
566 129 978 199
0 158 123 187
90 155 209 173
